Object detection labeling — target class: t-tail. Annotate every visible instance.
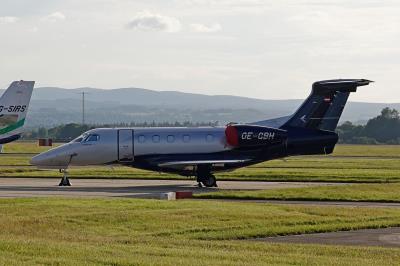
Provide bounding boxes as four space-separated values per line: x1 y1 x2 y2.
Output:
282 79 372 131
281 79 372 155
0 80 35 145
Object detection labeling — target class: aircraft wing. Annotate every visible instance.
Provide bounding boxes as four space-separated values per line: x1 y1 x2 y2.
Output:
158 159 250 167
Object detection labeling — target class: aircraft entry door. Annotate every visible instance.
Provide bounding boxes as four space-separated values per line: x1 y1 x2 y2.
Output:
118 129 134 162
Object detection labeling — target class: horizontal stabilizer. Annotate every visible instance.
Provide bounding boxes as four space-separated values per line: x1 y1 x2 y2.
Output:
312 79 373 94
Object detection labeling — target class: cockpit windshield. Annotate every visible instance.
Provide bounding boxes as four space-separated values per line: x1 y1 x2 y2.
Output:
71 133 88 143
71 133 100 143
85 134 100 142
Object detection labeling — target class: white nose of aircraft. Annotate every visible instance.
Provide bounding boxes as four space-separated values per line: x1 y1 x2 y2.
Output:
30 144 74 168
30 152 52 166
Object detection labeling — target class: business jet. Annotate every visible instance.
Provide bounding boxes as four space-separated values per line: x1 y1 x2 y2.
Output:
0 80 35 151
31 79 371 186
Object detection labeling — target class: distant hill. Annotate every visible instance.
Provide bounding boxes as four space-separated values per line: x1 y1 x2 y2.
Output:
1 87 396 127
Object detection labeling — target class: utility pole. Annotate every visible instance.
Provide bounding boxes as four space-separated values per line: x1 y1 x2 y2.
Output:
82 92 85 125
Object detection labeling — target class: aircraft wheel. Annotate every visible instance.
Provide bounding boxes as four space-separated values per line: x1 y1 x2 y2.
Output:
59 170 71 186
59 177 71 186
201 175 217 187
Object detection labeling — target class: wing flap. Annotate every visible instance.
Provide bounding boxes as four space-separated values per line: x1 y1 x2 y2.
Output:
158 159 250 167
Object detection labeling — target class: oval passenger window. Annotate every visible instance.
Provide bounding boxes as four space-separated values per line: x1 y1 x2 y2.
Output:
206 134 214 142
152 135 160 143
167 135 175 143
138 135 145 143
183 135 190 143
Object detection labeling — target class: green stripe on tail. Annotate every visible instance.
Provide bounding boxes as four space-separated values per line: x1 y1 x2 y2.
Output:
0 118 25 135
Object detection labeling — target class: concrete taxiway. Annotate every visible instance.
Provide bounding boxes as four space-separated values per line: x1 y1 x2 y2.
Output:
0 178 398 209
261 227 400 247
0 178 340 198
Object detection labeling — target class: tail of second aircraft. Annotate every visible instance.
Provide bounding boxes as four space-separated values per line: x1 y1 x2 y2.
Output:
281 79 372 131
0 80 35 144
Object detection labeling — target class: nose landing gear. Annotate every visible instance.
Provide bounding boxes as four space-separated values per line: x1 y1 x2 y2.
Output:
59 169 71 186
58 153 76 186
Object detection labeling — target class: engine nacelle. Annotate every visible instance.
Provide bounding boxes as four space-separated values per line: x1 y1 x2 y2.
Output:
225 124 287 147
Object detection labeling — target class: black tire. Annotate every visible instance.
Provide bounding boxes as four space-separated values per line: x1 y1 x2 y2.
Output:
59 177 71 186
201 175 216 187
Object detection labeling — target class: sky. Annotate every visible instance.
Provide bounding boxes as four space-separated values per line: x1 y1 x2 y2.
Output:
0 0 399 102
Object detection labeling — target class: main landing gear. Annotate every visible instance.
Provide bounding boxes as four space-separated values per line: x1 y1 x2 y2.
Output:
59 169 71 186
197 174 217 187
196 165 218 188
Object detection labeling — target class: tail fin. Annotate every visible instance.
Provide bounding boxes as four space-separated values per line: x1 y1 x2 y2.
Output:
0 80 35 144
281 79 372 131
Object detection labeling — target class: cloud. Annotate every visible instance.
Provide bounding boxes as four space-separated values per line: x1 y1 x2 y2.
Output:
42 12 66 22
189 23 221 33
126 11 181 33
0 16 18 24
29 27 39 33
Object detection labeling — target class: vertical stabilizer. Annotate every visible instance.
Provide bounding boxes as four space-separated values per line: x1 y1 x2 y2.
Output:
0 80 35 143
281 79 372 131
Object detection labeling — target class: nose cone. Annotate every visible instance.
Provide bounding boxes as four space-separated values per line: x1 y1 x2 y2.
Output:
30 144 75 168
30 153 47 166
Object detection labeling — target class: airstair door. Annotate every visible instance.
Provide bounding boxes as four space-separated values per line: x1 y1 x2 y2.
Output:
118 129 134 162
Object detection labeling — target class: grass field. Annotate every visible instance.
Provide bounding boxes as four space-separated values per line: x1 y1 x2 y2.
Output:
2 141 60 153
1 198 400 265
1 143 400 265
1 142 399 183
195 183 400 202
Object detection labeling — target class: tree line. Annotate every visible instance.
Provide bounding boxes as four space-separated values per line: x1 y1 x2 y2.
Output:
336 107 400 144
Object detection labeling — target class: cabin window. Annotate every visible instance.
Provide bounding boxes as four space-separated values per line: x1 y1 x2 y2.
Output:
152 135 160 143
167 135 175 143
183 135 190 143
138 135 145 143
206 134 214 142
85 134 100 142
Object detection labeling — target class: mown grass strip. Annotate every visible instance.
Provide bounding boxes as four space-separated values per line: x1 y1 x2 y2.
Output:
0 164 399 183
0 168 399 183
195 183 400 203
0 198 400 265
0 143 399 183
